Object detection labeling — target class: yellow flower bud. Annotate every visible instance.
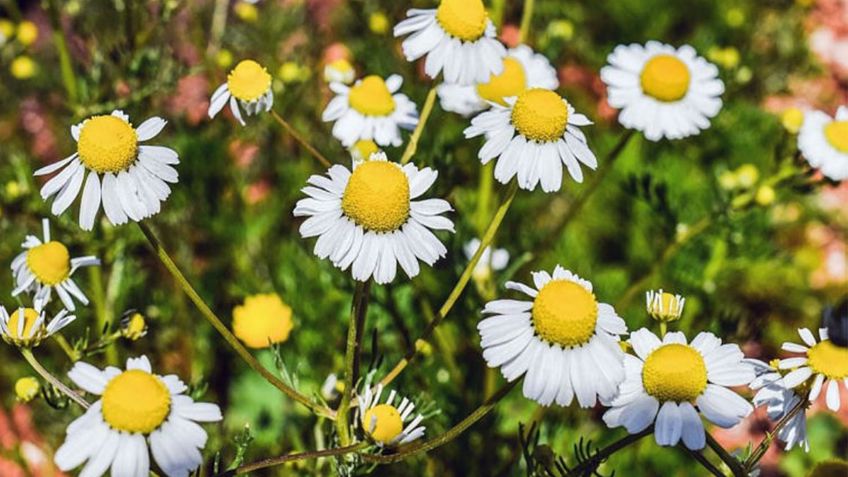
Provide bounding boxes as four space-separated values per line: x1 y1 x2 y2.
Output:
547 20 574 40
646 289 685 323
234 2 259 22
216 49 234 69
121 312 148 341
755 185 776 206
781 107 804 134
369 12 389 35
16 21 38 46
0 19 14 41
15 376 40 402
735 164 759 188
10 56 37 80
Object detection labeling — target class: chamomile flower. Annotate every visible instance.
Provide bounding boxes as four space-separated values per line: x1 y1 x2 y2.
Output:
208 59 274 126
798 106 848 181
322 74 418 147
779 328 848 412
438 45 558 117
600 41 724 141
35 110 180 231
350 139 381 165
0 306 75 348
356 382 425 447
232 293 294 349
324 58 355 85
293 152 453 285
55 356 222 477
478 266 627 407
748 359 809 451
603 329 755 450
11 219 100 312
393 0 506 85
645 289 685 323
464 88 597 192
463 238 509 280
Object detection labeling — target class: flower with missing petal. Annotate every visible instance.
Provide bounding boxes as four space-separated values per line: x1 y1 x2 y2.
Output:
779 327 848 412
0 306 75 348
356 382 425 447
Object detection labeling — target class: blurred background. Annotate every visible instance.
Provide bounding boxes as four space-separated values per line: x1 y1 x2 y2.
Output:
0 0 846 475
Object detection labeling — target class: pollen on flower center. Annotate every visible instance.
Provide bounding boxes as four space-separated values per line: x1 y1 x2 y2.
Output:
531 280 598 347
824 120 848 153
26 241 71 285
640 54 691 102
102 370 171 434
436 0 488 42
227 60 272 102
342 161 410 232
807 340 848 379
77 116 138 173
511 89 569 143
348 76 396 117
476 57 527 106
642 344 707 403
363 403 403 444
7 308 40 339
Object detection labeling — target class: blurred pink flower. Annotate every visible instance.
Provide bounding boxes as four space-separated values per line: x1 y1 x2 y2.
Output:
499 24 520 48
807 224 848 288
168 74 211 126
0 404 66 477
307 0 344 32
712 406 781 470
808 0 848 80
245 179 272 204
228 139 260 169
323 42 352 64
20 98 59 163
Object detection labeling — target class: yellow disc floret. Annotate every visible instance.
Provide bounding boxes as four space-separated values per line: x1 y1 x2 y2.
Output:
77 116 139 173
363 403 404 444
436 0 488 42
26 241 71 285
511 89 569 143
348 76 396 117
7 308 41 340
102 370 171 434
351 139 380 161
642 344 708 402
807 340 848 379
477 57 528 106
342 161 410 232
824 120 848 153
640 54 691 102
232 293 294 349
227 60 272 102
531 280 598 347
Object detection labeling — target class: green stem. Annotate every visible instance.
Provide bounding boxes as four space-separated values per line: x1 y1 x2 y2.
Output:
659 321 667 337
518 0 535 44
563 427 654 477
336 280 371 445
88 264 117 365
705 433 745 477
46 0 78 105
681 445 725 477
20 348 89 409
206 0 228 57
270 110 332 168
214 443 368 476
743 397 807 471
136 222 333 418
400 86 437 165
490 0 506 27
52 333 78 361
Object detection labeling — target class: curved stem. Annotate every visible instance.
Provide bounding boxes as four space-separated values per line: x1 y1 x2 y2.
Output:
270 110 332 168
336 280 372 445
215 442 368 476
401 86 438 165
518 0 535 43
136 222 334 418
743 397 807 471
20 348 89 409
705 433 745 477
564 427 653 477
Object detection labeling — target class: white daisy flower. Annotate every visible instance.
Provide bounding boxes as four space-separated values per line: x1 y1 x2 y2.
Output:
0 306 75 348
603 329 755 450
208 59 274 126
293 152 453 285
393 0 507 86
324 58 356 85
779 327 848 412
600 41 724 141
34 110 179 231
55 356 222 477
463 238 509 280
322 74 419 147
798 106 848 181
438 44 559 117
645 289 685 323
356 382 425 447
11 219 100 312
748 359 809 452
464 88 597 192
478 266 627 407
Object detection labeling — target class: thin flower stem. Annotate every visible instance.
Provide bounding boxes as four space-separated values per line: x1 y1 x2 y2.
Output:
518 0 535 43
270 110 332 168
563 427 654 477
20 348 90 409
136 222 334 418
46 0 78 105
214 442 369 476
53 333 78 361
705 433 745 477
336 280 372 446
743 397 807 471
681 446 725 477
400 86 438 165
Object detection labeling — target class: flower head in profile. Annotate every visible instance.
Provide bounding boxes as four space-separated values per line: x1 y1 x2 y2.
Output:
438 45 558 117
600 41 724 141
12 219 100 311
748 359 809 451
356 382 425 447
322 74 419 147
464 238 509 281
645 289 685 323
479 266 628 407
798 106 848 181
34 111 180 230
603 329 755 450
324 58 355 85
349 139 381 165
294 152 453 284
232 293 294 349
394 0 506 85
0 306 75 348
55 356 222 477
779 327 848 412
209 59 274 126
464 88 597 192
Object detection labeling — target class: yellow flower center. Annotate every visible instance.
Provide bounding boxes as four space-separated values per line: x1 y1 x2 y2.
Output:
7 308 40 339
329 59 353 74
807 340 848 379
15 377 40 402
227 59 272 102
341 161 410 232
363 403 404 444
351 139 380 160
640 54 691 102
348 76 396 117
649 292 683 322
102 370 171 434
26 241 71 285
476 57 528 106
436 0 488 42
531 280 598 347
824 120 848 153
77 116 138 173
232 293 295 349
642 344 708 403
511 89 569 143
